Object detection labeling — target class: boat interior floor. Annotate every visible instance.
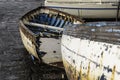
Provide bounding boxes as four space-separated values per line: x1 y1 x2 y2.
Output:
23 13 71 64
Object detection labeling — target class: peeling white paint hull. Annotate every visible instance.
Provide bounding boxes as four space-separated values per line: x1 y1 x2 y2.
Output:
61 22 120 80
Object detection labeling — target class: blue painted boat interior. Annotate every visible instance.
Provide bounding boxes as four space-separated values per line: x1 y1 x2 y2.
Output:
25 13 72 35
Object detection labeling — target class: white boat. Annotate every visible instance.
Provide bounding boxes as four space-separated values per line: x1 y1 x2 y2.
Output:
45 0 120 19
61 22 120 80
19 7 83 67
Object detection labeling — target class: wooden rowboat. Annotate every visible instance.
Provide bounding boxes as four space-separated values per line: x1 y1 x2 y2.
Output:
61 22 120 80
19 7 83 67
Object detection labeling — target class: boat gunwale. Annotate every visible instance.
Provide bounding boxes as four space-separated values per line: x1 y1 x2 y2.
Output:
19 6 84 38
20 6 84 23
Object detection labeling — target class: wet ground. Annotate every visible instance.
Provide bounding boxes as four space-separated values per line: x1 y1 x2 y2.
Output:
0 0 67 80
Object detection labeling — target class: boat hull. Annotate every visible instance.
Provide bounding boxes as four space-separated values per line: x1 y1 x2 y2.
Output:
19 22 39 59
45 1 120 19
61 22 120 80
